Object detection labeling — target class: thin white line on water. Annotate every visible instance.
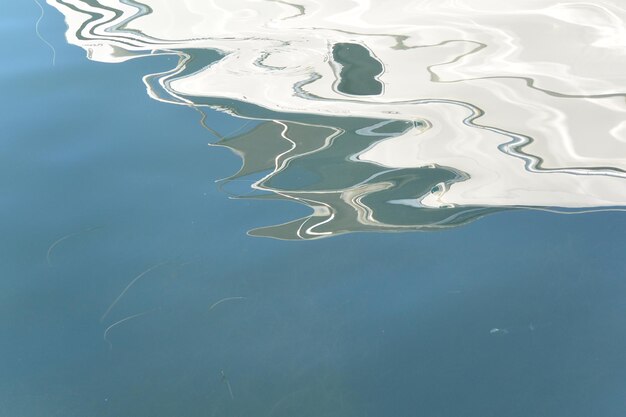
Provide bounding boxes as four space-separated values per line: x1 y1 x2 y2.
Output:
46 227 101 266
33 0 57 66
100 262 167 322
209 296 247 310
103 310 155 350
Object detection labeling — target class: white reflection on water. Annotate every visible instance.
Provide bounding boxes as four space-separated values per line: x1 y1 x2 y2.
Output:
48 0 626 238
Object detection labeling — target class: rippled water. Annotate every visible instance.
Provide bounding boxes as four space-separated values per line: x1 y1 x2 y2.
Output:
2 1 626 416
47 0 626 238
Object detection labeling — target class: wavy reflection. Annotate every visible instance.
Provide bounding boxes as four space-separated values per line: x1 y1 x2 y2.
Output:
48 0 626 239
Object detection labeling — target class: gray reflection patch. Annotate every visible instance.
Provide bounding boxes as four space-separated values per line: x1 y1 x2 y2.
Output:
332 43 383 96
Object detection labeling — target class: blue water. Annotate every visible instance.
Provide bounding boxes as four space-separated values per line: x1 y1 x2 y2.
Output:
2 3 626 417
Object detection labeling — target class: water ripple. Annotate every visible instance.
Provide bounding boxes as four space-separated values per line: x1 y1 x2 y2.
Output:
46 0 626 238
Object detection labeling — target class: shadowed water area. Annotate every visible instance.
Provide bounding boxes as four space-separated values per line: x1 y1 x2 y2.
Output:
1 1 626 416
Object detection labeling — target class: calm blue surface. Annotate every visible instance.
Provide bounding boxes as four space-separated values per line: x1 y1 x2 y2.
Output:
1 3 626 417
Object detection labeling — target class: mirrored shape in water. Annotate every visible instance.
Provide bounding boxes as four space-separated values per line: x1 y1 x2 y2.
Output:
45 0 626 239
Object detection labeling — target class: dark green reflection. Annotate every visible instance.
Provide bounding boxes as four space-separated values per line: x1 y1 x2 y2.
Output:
332 43 383 96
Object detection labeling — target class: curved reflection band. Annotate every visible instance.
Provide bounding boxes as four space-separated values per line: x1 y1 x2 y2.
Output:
48 0 626 239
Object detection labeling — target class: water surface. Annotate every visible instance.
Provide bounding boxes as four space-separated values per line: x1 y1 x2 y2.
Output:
1 1 626 416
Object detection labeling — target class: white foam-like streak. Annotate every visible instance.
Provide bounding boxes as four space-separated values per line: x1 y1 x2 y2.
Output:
47 0 626 209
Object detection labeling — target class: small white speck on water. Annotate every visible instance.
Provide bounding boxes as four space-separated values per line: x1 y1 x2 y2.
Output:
490 328 508 334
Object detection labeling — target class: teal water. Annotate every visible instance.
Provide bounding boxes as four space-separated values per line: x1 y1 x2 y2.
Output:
2 3 626 417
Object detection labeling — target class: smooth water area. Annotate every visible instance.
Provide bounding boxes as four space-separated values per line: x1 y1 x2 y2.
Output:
2 1 626 416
